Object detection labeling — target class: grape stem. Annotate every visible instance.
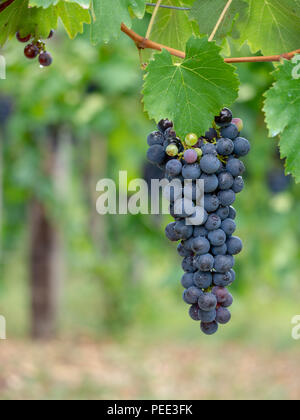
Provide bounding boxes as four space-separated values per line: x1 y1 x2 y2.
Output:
145 0 162 40
121 23 300 63
208 0 233 42
0 0 14 12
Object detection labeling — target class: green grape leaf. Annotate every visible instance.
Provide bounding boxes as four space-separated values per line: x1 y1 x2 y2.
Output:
143 36 239 138
238 0 300 55
148 0 199 53
91 0 146 45
264 59 300 182
29 0 91 8
0 0 90 45
56 1 91 38
190 0 248 44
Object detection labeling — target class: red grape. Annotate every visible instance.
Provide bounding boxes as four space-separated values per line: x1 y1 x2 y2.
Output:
24 43 39 59
16 32 31 43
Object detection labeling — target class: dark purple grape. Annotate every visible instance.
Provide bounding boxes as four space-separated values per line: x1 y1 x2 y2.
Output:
39 52 53 67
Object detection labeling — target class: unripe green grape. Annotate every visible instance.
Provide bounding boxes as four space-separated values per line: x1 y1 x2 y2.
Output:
166 144 179 157
194 148 203 159
185 133 198 146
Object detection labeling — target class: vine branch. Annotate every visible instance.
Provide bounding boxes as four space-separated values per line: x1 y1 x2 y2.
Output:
209 0 232 42
146 0 162 40
121 23 300 64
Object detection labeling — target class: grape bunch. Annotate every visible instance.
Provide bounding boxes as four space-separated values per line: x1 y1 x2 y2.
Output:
16 30 54 67
146 108 250 335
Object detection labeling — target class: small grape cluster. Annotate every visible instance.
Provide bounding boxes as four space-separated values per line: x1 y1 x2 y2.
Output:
146 108 250 335
16 30 54 67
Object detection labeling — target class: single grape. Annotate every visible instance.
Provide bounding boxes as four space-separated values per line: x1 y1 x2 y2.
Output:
221 218 236 236
216 138 234 156
147 144 166 165
216 307 231 324
189 304 201 321
200 173 219 193
181 273 195 289
184 286 203 303
212 286 229 304
227 236 243 255
184 149 198 164
165 222 181 242
147 131 164 146
165 159 182 177
217 189 236 207
192 236 210 255
158 119 173 133
182 256 197 273
215 108 233 127
166 144 179 157
182 237 195 251
222 293 233 308
201 143 217 156
218 172 234 190
177 243 194 258
193 271 212 289
175 221 194 240
200 321 219 335
221 123 239 140
39 52 53 67
200 154 221 174
214 255 234 273
185 133 198 146
234 137 250 157
204 194 220 213
198 309 216 323
216 206 230 220
211 244 227 256
204 128 218 141
194 253 214 272
226 158 245 177
208 229 226 247
182 163 201 180
205 214 221 231
24 43 40 59
232 176 244 193
213 272 232 287
16 32 31 43
198 292 217 312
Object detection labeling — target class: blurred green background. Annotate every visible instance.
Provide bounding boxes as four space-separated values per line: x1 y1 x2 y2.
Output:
0 17 300 400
